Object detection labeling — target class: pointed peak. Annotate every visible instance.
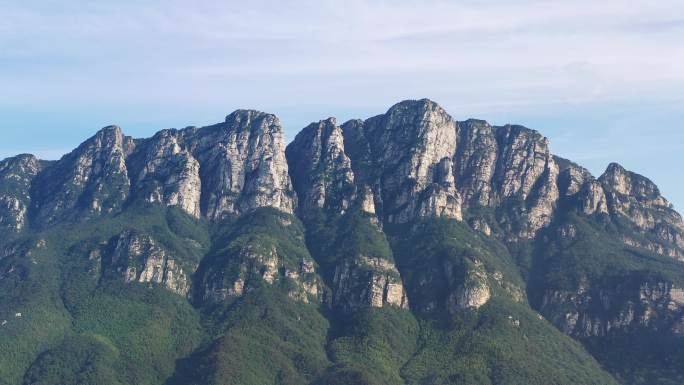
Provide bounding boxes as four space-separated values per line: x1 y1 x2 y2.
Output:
600 162 664 201
96 125 123 137
292 118 343 147
387 98 444 114
0 153 41 175
602 163 659 189
225 109 273 123
311 117 339 133
320 117 337 126
604 162 627 175
459 118 492 128
222 109 283 137
1 153 38 164
80 126 126 150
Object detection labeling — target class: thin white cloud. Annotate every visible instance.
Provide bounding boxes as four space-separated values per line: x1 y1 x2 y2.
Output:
1 0 682 114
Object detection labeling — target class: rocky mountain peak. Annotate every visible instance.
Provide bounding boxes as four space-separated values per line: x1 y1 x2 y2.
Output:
125 110 295 220
600 162 666 203
343 99 461 224
1 153 40 178
195 109 295 219
222 109 281 137
596 162 684 258
29 125 132 225
97 124 122 135
286 118 355 217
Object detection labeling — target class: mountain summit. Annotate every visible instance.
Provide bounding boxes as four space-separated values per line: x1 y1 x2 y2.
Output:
1 99 683 385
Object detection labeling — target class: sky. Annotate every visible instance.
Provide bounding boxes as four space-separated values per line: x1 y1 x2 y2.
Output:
1 0 683 209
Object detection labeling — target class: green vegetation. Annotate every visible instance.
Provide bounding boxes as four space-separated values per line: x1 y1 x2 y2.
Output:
4 195 677 385
23 334 122 385
169 288 330 385
401 298 618 385
320 308 419 385
0 205 208 385
527 212 684 384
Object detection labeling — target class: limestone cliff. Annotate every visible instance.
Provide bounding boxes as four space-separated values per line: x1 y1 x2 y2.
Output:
600 162 684 259
0 155 41 233
31 126 133 225
104 230 192 296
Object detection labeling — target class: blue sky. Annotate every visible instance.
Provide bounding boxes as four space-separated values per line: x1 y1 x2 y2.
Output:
1 0 683 210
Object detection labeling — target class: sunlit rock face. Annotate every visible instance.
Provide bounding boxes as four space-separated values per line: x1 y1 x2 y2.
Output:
31 126 133 225
190 110 296 220
454 119 498 207
109 230 191 296
599 163 684 259
128 130 202 218
286 118 356 217
540 277 684 338
0 154 41 233
331 255 409 311
28 110 296 223
340 99 463 224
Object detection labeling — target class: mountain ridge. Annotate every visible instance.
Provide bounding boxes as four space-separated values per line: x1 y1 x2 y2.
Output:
1 98 683 385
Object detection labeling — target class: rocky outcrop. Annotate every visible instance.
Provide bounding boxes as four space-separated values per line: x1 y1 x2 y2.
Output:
102 230 191 296
31 126 134 225
318 100 564 239
491 125 560 238
286 118 355 217
0 155 41 233
454 119 498 207
341 99 463 224
494 126 553 201
599 163 684 258
191 110 296 220
200 243 320 304
540 277 684 337
24 111 296 224
128 130 202 218
331 256 408 311
446 259 491 312
197 210 320 305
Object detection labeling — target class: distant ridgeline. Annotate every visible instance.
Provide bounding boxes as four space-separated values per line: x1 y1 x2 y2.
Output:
1 99 683 385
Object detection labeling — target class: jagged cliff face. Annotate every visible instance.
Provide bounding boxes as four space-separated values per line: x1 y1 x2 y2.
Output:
330 100 562 241
1 98 683 385
600 163 684 259
31 126 133 225
26 111 295 229
96 230 192 296
540 277 684 338
287 118 408 312
0 155 41 233
341 100 462 224
128 130 203 219
286 118 355 217
191 110 295 219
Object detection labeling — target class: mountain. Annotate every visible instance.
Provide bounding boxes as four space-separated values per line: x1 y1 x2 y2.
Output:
1 99 683 385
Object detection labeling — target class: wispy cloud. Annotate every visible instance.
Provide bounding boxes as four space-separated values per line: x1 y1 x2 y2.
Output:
1 0 683 110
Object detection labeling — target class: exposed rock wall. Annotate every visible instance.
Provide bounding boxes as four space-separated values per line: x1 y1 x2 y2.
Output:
32 126 133 224
540 278 684 337
286 118 356 217
0 155 41 233
101 230 192 296
600 163 684 259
